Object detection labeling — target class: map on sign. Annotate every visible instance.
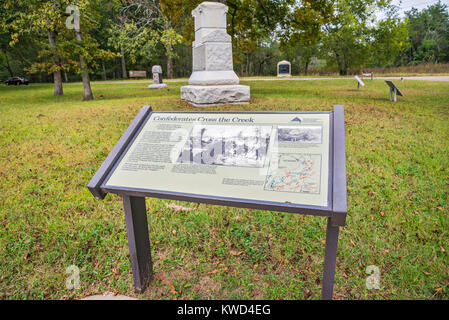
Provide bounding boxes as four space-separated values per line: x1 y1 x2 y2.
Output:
105 112 331 207
265 153 321 194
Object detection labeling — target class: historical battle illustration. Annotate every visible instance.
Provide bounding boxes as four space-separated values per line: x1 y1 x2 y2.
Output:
277 126 322 144
177 125 272 167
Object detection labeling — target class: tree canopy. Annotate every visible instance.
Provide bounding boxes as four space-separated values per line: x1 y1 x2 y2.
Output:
1 0 448 87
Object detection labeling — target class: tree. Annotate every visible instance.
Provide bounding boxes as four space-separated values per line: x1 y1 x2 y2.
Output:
160 27 183 78
2 0 69 95
405 2 449 64
369 16 409 68
279 0 333 75
320 0 380 75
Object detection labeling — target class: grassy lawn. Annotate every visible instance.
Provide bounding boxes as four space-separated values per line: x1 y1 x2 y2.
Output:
0 79 448 300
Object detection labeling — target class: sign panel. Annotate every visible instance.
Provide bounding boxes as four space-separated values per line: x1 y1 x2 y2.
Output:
355 75 365 86
129 70 147 78
279 64 290 74
385 80 403 96
104 112 331 208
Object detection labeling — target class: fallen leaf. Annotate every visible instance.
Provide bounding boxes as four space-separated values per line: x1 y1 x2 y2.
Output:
350 239 356 247
435 288 443 294
172 229 176 235
154 274 164 281
223 267 228 272
441 246 446 253
320 239 326 244
383 249 390 254
437 207 443 211
369 167 374 172
166 203 193 213
23 253 29 260
253 264 258 271
155 241 160 245
207 269 219 275
169 283 177 295
370 215 374 220
112 268 119 275
423 271 431 275
380 211 385 217
230 250 244 256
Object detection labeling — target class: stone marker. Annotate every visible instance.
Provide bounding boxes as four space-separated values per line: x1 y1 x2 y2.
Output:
277 60 291 77
148 65 167 89
181 2 250 106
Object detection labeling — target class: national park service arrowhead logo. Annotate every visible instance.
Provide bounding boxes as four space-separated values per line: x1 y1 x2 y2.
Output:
291 117 301 122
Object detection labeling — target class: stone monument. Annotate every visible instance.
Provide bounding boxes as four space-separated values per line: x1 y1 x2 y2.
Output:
277 60 291 77
148 65 167 89
181 2 250 106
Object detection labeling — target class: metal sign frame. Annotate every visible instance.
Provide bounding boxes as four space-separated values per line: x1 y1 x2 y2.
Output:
385 80 404 101
87 105 348 300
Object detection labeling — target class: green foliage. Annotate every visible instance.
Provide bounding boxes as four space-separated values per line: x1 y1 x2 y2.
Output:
160 28 183 59
405 2 449 64
369 17 409 68
108 22 159 64
1 0 449 81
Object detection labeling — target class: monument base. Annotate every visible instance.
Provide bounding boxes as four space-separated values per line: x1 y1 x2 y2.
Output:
148 83 167 89
181 85 250 107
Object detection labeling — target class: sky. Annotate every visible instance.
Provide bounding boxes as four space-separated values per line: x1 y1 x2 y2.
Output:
391 0 449 17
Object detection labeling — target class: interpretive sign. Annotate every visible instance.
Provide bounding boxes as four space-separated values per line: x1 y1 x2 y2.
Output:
277 60 291 77
106 112 331 208
129 70 147 78
355 75 365 91
279 64 290 74
385 80 403 101
87 105 348 300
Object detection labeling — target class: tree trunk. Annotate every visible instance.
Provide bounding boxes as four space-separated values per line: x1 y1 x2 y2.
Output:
2 50 14 77
102 61 107 80
120 45 127 79
334 50 347 76
304 59 310 75
75 29 93 100
47 30 63 96
167 55 173 79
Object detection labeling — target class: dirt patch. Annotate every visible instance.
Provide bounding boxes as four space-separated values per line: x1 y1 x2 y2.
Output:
192 275 221 298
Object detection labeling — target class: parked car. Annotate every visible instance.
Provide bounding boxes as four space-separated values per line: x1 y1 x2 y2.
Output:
4 77 29 85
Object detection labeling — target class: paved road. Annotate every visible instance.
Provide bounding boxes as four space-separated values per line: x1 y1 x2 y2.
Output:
96 75 449 85
240 76 449 82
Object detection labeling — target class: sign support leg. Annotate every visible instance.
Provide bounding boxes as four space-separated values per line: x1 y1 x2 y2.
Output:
321 217 340 300
123 195 153 293
394 88 397 102
389 87 393 101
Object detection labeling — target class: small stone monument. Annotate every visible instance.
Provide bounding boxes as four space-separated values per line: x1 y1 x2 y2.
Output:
181 2 250 106
277 61 291 77
148 65 167 89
